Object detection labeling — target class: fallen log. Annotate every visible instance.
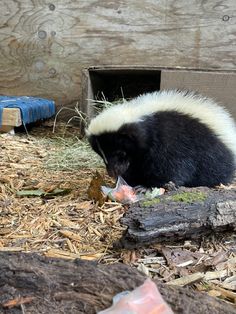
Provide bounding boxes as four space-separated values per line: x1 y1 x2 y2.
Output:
0 252 235 314
117 186 236 248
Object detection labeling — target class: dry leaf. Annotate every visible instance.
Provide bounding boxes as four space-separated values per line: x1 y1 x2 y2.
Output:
87 171 106 205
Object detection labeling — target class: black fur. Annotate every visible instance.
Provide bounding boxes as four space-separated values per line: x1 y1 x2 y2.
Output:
88 111 235 188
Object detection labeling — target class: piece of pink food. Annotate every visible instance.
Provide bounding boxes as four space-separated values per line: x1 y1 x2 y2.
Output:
98 278 174 314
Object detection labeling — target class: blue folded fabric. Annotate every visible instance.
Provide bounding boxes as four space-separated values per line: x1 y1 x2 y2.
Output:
0 96 56 126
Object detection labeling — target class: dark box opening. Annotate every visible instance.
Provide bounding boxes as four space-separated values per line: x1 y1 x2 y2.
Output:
83 68 161 118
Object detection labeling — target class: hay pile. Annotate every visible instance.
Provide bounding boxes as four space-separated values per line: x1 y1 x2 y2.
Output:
0 122 235 306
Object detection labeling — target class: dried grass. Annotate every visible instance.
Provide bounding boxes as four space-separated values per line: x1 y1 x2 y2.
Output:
45 137 103 171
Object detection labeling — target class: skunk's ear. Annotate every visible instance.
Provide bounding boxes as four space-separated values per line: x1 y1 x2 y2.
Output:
118 123 147 148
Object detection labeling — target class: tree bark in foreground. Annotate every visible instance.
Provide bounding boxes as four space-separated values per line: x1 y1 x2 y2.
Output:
0 252 236 314
117 187 236 248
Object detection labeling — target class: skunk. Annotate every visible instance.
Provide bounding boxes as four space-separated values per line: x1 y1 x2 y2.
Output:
87 90 236 188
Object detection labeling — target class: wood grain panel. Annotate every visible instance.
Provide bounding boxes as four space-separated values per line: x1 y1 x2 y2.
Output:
0 0 235 112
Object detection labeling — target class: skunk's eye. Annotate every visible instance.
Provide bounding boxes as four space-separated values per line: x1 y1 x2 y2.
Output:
116 150 127 160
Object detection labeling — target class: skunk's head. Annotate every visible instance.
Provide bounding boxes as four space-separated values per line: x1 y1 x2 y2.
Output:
88 124 147 178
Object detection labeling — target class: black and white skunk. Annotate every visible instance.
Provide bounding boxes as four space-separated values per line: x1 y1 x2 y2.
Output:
87 90 236 188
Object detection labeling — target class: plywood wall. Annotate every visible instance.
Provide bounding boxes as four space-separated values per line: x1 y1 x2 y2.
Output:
0 0 235 111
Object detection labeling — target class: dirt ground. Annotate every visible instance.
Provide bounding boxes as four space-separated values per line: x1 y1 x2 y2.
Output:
0 121 235 307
